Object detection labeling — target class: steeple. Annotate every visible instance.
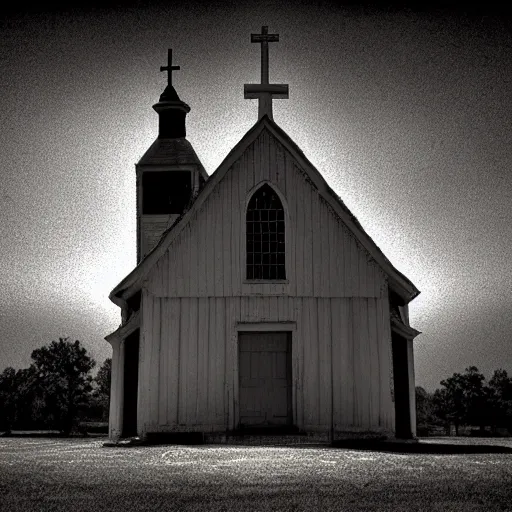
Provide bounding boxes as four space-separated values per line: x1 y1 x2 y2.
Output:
153 49 190 138
136 48 208 263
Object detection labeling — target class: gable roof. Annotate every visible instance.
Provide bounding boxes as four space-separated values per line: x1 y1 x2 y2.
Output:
137 137 208 180
109 115 420 307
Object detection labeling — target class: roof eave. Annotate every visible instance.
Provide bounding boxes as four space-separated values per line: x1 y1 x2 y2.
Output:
105 310 140 345
391 315 421 340
108 288 129 308
388 274 421 305
136 138 209 180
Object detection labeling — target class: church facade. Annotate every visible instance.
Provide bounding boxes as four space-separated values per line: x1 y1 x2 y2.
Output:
106 29 420 443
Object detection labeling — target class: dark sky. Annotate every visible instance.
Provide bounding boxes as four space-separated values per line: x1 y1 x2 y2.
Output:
1 1 511 391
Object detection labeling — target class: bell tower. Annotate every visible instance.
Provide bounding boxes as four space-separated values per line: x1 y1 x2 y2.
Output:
136 49 208 262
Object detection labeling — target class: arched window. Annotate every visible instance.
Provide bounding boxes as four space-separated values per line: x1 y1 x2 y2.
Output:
246 184 286 280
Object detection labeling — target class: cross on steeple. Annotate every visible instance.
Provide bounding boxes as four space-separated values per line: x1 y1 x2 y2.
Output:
244 26 289 121
160 49 180 86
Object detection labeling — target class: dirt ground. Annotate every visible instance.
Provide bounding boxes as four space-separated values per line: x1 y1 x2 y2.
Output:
0 437 511 511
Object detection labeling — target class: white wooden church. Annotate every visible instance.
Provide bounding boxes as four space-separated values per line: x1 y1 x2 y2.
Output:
106 27 421 443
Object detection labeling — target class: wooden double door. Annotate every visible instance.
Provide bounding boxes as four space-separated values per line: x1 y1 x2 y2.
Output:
238 332 292 428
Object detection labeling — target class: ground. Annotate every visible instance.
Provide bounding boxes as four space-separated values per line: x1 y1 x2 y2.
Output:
0 437 511 511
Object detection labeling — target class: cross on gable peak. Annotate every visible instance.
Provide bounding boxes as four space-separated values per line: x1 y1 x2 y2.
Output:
160 48 181 86
244 26 289 121
251 25 278 41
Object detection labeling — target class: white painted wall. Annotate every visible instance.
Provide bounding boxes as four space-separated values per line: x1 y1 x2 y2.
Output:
138 293 394 437
134 127 396 439
147 129 386 299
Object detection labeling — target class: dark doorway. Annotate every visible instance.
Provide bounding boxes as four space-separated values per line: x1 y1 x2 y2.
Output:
391 332 412 439
238 331 293 432
122 329 140 438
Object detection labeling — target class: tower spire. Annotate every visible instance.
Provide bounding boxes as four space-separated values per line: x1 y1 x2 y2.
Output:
153 48 190 138
244 26 289 121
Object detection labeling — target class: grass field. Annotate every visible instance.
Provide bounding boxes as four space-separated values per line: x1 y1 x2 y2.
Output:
0 437 511 511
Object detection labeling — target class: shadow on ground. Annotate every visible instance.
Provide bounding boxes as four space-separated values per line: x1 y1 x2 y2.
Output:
332 439 512 454
4 431 512 454
0 431 106 439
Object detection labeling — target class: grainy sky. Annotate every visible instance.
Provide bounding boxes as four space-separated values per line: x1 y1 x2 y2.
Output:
1 1 511 391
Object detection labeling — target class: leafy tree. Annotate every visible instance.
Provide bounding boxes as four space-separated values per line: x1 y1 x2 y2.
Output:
13 366 46 429
434 371 467 435
95 358 111 396
488 369 512 432
90 358 111 422
0 366 49 431
430 366 496 435
415 386 436 434
461 366 490 432
30 338 95 435
431 387 454 434
0 367 17 433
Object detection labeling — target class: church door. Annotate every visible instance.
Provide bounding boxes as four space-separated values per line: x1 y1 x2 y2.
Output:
238 332 292 429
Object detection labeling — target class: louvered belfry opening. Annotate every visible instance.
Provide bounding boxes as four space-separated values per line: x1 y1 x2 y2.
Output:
246 184 286 280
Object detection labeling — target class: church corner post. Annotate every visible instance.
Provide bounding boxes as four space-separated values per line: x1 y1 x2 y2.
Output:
107 337 125 441
403 304 419 439
408 337 417 438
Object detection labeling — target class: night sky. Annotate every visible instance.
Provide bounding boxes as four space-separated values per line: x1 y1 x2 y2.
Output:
1 2 511 391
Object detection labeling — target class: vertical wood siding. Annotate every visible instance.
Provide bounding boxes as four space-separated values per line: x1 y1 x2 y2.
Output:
141 214 179 259
137 127 395 436
139 293 393 434
147 131 386 299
